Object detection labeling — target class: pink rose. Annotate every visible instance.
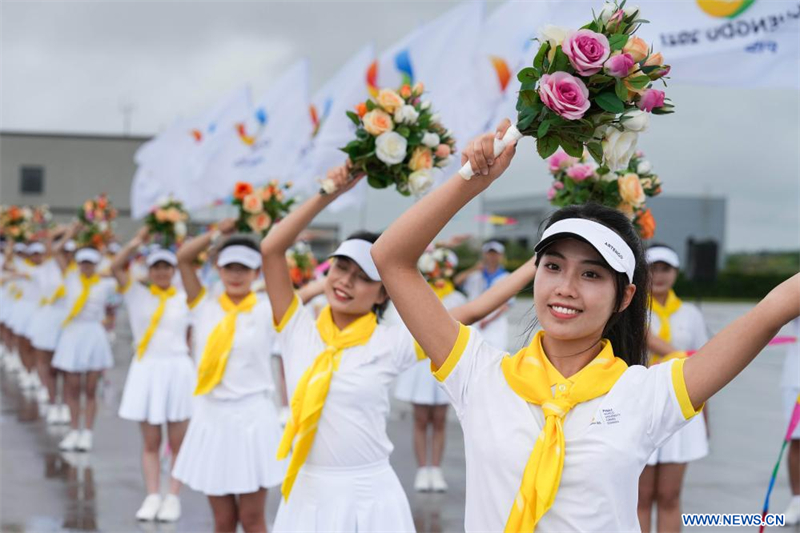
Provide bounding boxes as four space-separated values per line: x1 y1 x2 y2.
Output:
548 150 577 172
435 144 451 158
547 187 557 201
562 29 610 76
604 52 635 78
637 89 665 112
566 163 596 181
539 72 590 120
553 181 565 190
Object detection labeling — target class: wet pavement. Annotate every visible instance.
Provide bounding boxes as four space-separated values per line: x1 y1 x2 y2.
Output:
1 301 799 532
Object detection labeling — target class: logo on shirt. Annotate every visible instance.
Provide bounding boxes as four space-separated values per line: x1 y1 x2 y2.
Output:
601 408 622 425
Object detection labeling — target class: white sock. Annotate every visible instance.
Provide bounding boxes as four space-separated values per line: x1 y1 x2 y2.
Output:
792 494 800 505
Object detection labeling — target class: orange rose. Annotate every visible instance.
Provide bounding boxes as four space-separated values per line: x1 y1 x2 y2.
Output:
248 213 272 233
376 89 404 113
408 147 433 171
233 182 254 200
623 36 649 63
617 201 635 220
618 173 646 206
362 109 394 136
412 82 425 95
355 102 367 117
400 84 412 98
242 193 263 214
97 196 107 209
643 52 664 67
155 209 169 222
636 208 656 240
261 186 273 201
166 208 182 223
435 144 451 158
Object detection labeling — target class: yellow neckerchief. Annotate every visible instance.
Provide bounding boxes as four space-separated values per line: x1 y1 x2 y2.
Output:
430 279 455 300
277 305 378 501
193 292 258 395
62 274 101 326
41 262 78 306
501 331 628 532
135 284 177 360
649 290 684 365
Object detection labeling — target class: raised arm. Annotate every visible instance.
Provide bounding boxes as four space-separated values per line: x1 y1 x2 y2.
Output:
111 227 149 289
297 277 326 305
451 257 535 326
176 218 236 304
453 261 481 288
647 333 676 357
53 222 80 273
684 273 800 408
372 119 518 368
260 165 363 325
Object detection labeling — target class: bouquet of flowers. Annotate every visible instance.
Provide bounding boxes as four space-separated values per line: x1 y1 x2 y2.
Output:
76 193 117 250
31 205 53 236
0 205 33 242
286 241 318 288
144 197 189 248
232 180 295 237
417 246 458 289
459 0 673 179
328 82 456 197
546 149 661 238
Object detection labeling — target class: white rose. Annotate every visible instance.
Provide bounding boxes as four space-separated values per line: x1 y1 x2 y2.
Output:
598 2 617 22
637 160 652 175
621 110 649 133
408 169 436 197
375 131 408 166
417 252 437 273
157 196 170 207
421 132 440 148
320 178 338 194
435 156 453 168
432 248 447 262
420 101 432 110
393 105 419 125
431 113 441 123
539 25 569 49
623 4 640 18
174 221 187 238
98 221 109 231
602 128 638 172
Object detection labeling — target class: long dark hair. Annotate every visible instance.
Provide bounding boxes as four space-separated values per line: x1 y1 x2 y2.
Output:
534 203 650 367
340 230 390 321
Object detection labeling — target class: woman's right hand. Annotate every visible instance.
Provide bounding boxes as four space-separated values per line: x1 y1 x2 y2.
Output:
218 217 237 235
324 162 365 199
460 118 518 182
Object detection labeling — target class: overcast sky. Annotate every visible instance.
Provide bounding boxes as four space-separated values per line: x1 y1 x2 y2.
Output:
2 1 799 252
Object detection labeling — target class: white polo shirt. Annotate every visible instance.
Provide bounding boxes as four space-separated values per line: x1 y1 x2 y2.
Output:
190 289 277 401
275 294 420 468
63 275 117 323
121 281 190 360
435 324 701 533
650 303 709 355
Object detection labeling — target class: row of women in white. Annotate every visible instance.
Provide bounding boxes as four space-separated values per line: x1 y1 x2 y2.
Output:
1 121 799 533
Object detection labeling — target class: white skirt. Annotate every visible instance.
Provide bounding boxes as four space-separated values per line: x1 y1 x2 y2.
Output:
29 305 69 351
52 321 114 373
172 392 285 496
394 359 450 406
647 411 709 465
118 354 195 425
9 300 37 336
273 459 415 532
783 386 800 440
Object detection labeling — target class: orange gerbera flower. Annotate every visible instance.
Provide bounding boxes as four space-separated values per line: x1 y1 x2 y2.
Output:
234 182 254 200
636 208 656 240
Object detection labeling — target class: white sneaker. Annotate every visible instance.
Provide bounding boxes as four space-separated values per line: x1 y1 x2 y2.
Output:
30 372 42 389
59 429 81 451
76 429 93 452
429 466 448 492
46 405 60 425
37 386 49 404
135 494 162 521
18 371 32 389
58 404 71 425
156 494 181 522
784 496 800 525
414 467 431 492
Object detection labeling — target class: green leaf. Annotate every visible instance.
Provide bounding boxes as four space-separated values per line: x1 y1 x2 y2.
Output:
536 134 559 159
559 135 584 158
549 46 571 73
608 34 629 51
594 91 626 114
366 175 388 189
519 80 538 92
614 78 628 101
587 141 603 164
589 74 613 84
532 43 549 72
537 120 550 138
517 67 539 83
517 89 541 111
626 75 651 90
365 100 376 111
396 126 410 138
517 109 537 131
345 111 361 127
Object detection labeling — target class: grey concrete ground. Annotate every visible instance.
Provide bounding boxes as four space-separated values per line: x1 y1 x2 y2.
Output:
1 301 798 532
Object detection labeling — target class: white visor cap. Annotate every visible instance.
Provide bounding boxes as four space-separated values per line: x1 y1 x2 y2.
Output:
534 218 636 284
75 248 102 264
217 245 261 270
146 249 178 267
64 240 77 252
482 241 505 254
646 246 680 269
329 239 380 281
27 242 46 254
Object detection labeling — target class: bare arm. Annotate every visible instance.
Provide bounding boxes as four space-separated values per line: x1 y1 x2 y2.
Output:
451 258 535 325
372 119 518 368
111 227 149 289
453 262 481 288
297 277 326 305
260 165 363 325
646 333 676 357
53 222 80 273
684 273 800 408
176 218 236 304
